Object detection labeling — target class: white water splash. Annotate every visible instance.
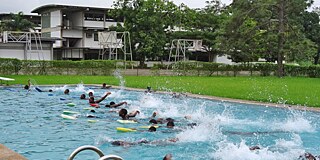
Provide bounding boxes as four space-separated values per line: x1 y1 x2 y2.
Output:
114 70 125 90
213 135 305 160
272 112 315 133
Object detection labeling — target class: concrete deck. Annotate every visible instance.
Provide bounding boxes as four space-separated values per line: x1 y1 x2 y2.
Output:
0 144 27 160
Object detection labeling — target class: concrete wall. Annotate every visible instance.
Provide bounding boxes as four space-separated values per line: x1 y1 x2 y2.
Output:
50 10 62 48
83 33 100 49
0 43 53 60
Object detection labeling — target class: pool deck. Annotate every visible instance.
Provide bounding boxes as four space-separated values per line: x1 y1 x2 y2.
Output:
0 144 27 160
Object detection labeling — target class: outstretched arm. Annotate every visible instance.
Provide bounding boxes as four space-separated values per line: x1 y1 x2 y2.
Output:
111 102 127 108
128 110 140 118
95 92 111 103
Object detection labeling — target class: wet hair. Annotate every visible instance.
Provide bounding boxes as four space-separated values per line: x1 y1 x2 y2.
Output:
24 85 29 90
119 109 128 118
80 94 86 99
88 92 93 97
149 119 158 124
90 110 96 113
148 126 157 132
49 89 53 92
166 118 174 122
110 101 115 105
167 121 175 128
64 89 70 94
111 141 122 146
105 104 111 108
102 83 106 87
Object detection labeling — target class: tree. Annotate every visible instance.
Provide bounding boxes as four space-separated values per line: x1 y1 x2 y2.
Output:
216 0 316 77
1 12 35 31
112 0 179 66
301 11 320 64
170 1 227 62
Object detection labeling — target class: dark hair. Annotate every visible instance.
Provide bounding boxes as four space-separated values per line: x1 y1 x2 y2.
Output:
80 94 86 99
105 104 111 108
149 119 158 124
148 126 157 132
90 110 96 113
111 141 121 146
24 85 29 90
48 89 53 92
166 118 174 122
119 109 128 118
64 89 69 94
167 121 175 128
110 101 115 105
88 92 93 96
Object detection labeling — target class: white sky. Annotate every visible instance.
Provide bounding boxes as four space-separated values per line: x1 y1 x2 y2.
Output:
0 0 318 14
0 0 229 14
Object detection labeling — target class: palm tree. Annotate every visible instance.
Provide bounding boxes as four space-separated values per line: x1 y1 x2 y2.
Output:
1 11 35 31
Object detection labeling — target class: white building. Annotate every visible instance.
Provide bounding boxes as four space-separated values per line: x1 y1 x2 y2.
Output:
0 32 56 60
31 4 122 60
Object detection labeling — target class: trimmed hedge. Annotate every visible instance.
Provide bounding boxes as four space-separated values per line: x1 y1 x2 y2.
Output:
1 58 320 77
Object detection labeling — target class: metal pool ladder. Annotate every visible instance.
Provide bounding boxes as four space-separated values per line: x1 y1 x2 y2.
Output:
67 145 123 160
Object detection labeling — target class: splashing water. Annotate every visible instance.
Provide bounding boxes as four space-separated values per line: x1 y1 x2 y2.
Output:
272 111 315 133
213 135 305 160
113 69 126 90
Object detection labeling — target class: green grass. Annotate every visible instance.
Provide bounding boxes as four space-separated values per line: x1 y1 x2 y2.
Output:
3 75 320 107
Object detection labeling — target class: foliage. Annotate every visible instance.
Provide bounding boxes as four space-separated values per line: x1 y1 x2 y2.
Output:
0 12 35 31
112 0 179 66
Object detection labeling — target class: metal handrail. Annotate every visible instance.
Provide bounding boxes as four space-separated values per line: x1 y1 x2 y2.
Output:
67 145 123 160
67 145 104 160
99 155 123 160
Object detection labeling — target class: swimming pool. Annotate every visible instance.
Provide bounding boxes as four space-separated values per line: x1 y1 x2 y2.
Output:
0 85 319 160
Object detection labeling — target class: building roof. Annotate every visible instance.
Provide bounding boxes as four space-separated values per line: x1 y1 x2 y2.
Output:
32 4 113 14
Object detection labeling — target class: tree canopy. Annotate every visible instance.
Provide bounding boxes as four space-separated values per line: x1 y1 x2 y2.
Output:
110 0 319 76
0 12 35 32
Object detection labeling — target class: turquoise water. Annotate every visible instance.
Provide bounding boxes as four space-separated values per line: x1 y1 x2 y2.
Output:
0 85 320 160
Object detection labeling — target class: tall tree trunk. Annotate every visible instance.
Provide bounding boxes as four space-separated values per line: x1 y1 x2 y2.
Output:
277 0 285 77
314 47 320 65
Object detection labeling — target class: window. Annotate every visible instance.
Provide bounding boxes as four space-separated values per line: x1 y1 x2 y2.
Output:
86 32 92 38
94 33 98 41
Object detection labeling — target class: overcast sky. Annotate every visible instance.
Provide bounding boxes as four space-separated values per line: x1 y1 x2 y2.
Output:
0 0 318 14
0 0 229 14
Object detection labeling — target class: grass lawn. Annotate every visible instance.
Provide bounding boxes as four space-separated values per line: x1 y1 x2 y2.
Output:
2 75 320 107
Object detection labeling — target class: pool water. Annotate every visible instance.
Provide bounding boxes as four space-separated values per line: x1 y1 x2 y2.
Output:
0 85 319 160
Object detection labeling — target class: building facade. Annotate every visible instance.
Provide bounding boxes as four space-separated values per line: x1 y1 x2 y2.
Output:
32 4 122 60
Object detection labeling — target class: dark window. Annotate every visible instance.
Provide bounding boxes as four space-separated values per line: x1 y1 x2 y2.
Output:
94 33 98 41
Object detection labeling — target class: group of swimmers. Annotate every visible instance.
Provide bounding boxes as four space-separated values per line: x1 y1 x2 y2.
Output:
23 80 319 159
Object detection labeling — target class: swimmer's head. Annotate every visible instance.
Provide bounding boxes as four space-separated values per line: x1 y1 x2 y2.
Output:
110 101 115 105
64 89 69 94
49 89 53 92
119 109 128 117
166 118 174 122
149 119 158 124
148 126 157 132
88 92 93 97
80 94 86 99
111 141 122 146
24 85 29 90
167 121 175 128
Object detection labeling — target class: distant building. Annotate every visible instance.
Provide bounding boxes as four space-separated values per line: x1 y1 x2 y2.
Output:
0 31 57 60
0 13 41 32
31 4 122 60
